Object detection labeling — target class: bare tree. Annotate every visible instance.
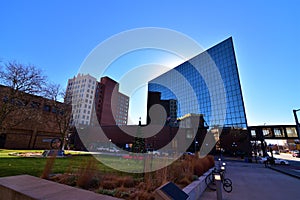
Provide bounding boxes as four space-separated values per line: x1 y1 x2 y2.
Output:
0 62 47 131
44 83 73 150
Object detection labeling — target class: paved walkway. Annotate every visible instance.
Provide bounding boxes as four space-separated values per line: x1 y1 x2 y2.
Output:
200 161 300 200
269 165 300 179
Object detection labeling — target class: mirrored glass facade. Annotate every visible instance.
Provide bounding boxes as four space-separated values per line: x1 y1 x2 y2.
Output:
148 37 248 129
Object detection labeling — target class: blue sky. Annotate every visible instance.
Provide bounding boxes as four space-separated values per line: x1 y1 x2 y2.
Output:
0 0 299 126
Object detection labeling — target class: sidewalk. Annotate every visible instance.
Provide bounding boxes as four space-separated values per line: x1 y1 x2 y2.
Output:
268 165 300 179
200 161 300 200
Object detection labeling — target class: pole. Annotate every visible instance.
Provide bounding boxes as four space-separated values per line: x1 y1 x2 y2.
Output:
214 174 223 200
293 109 300 139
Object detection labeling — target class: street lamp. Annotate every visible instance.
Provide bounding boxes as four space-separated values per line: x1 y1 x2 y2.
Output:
293 109 300 139
214 174 223 200
194 140 198 153
232 142 237 156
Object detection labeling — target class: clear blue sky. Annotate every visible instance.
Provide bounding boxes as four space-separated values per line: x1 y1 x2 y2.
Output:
0 0 299 126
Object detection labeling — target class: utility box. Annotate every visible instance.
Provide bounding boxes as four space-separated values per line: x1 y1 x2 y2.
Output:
154 182 189 200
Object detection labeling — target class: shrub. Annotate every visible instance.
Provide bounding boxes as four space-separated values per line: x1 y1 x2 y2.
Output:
194 160 205 176
76 158 98 189
102 180 118 190
121 176 135 188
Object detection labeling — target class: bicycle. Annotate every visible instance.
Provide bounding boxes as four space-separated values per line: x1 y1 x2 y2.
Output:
205 167 233 193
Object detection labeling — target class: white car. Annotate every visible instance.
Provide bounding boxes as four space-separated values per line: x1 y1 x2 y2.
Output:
96 147 110 151
147 150 160 156
108 147 120 153
257 156 268 164
273 158 289 165
257 157 289 165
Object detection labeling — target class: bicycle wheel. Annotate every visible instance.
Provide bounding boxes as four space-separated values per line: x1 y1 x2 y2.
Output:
205 173 216 191
223 178 233 193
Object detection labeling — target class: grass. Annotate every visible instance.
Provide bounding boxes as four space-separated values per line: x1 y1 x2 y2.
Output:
0 149 215 200
0 149 122 177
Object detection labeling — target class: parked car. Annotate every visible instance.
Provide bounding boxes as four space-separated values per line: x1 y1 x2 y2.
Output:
147 150 160 156
257 156 289 165
280 149 289 153
108 147 120 153
96 146 110 151
292 150 300 157
273 158 289 165
272 150 280 155
257 156 268 164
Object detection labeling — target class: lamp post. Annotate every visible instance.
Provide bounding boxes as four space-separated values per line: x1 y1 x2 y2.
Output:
293 109 300 139
194 140 198 153
232 142 237 156
214 174 223 200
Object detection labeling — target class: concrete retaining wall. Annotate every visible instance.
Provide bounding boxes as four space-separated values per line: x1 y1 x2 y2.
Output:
0 175 120 200
183 168 212 200
0 169 213 200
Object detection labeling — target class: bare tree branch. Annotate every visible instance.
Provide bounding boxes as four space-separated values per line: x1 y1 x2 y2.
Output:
0 62 47 131
45 83 73 150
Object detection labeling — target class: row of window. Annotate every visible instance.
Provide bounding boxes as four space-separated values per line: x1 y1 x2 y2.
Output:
68 77 96 85
73 114 90 120
2 97 66 115
251 127 298 138
67 83 95 91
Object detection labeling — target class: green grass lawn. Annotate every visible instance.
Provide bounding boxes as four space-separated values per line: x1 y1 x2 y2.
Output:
0 149 121 177
0 149 151 178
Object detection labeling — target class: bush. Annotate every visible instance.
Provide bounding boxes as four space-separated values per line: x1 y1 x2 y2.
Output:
102 180 118 190
194 160 205 176
121 176 135 188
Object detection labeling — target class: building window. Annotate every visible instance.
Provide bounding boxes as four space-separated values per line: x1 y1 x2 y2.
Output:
31 101 40 109
274 128 284 137
43 105 51 112
251 130 256 138
262 128 272 137
286 127 297 137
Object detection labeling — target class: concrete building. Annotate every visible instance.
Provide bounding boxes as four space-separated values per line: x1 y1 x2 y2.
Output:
66 74 97 126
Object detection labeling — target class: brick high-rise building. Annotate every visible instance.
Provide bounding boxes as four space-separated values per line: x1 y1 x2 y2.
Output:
66 75 129 126
94 76 129 126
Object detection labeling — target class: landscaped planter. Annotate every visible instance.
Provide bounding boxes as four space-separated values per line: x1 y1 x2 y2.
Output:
183 168 213 199
44 154 216 199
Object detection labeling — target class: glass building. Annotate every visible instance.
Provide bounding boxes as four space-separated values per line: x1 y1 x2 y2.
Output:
148 37 248 130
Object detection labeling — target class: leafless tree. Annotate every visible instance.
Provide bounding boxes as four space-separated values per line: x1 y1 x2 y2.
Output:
0 62 47 131
44 83 73 150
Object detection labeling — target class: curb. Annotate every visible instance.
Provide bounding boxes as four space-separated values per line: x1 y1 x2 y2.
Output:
268 166 300 179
